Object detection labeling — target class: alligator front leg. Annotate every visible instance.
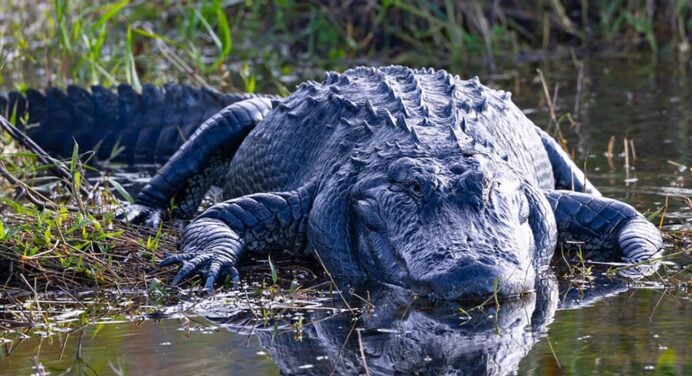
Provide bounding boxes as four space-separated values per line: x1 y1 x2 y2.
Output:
161 185 315 290
537 128 600 195
119 98 273 226
545 190 663 267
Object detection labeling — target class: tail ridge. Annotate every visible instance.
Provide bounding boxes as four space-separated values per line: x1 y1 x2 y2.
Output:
0 83 277 163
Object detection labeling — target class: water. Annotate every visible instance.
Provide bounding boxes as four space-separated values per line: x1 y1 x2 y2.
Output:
519 288 689 375
507 55 690 231
1 279 688 375
0 319 276 375
1 55 690 375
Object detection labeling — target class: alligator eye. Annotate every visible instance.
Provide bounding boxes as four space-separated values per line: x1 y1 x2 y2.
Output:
411 179 423 194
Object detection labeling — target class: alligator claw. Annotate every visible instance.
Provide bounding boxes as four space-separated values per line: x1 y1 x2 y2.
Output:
171 253 215 285
116 204 163 228
204 260 240 293
160 252 191 267
161 218 242 290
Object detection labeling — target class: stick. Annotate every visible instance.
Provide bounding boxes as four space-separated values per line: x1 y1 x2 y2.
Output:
0 114 91 196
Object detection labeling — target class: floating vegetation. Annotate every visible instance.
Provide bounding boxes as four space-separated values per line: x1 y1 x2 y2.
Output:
0 262 335 342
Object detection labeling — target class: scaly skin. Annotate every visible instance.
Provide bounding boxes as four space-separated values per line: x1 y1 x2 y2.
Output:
3 66 663 299
0 83 277 162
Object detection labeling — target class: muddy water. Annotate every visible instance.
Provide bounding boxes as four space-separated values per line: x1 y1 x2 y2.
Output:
1 55 690 375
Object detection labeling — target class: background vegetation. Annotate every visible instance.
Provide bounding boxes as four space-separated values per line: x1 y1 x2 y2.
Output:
0 0 690 93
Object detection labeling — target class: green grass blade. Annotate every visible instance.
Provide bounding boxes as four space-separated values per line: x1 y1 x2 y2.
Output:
94 0 130 30
268 255 278 284
108 178 134 204
125 25 142 92
70 142 79 174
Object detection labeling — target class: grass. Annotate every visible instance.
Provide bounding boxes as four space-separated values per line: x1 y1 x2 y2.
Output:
0 1 691 93
0 110 349 343
0 116 176 292
0 151 343 348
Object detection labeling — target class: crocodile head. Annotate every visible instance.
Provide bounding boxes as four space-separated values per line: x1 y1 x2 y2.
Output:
344 150 557 301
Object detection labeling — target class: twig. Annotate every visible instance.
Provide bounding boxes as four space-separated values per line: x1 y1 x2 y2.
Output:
356 328 371 376
570 48 584 118
0 114 91 196
0 162 80 212
606 136 616 172
623 137 630 170
330 318 358 376
658 195 668 230
312 249 353 314
537 69 555 121
151 35 209 88
546 334 561 369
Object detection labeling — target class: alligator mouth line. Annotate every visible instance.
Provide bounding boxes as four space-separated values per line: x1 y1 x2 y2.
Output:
418 288 538 305
405 261 538 301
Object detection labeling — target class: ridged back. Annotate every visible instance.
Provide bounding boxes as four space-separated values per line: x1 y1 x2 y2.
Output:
226 65 554 195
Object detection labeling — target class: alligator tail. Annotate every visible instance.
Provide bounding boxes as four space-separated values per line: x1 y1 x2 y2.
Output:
0 84 277 163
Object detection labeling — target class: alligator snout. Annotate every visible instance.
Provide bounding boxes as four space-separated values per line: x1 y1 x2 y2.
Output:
411 259 534 301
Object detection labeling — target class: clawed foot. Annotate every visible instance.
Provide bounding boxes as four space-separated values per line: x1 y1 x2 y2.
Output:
115 204 164 228
159 218 243 291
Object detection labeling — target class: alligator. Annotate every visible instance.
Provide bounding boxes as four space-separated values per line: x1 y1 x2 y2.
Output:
0 66 663 300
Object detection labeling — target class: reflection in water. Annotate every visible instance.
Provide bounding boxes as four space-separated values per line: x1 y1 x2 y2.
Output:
0 317 277 375
201 274 633 375
1 275 686 375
